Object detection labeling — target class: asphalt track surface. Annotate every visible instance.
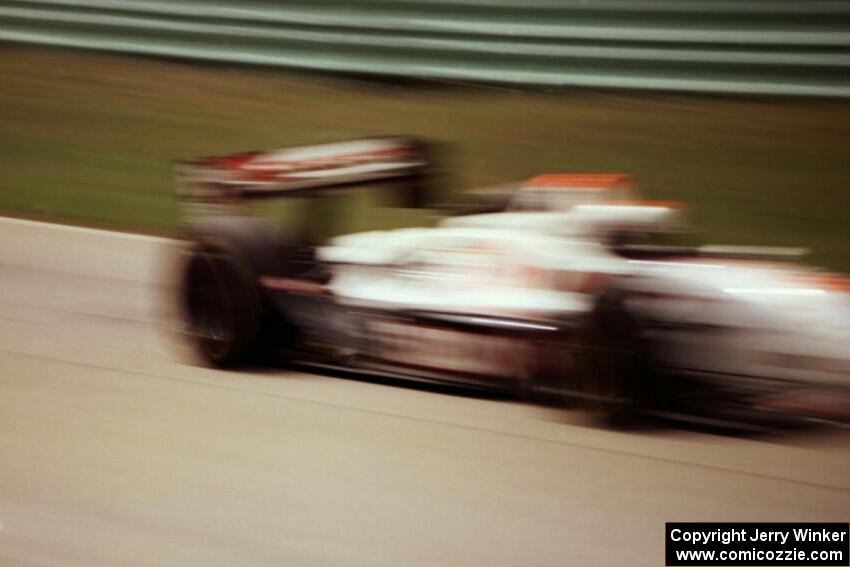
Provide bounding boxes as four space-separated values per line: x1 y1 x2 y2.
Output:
1 218 848 566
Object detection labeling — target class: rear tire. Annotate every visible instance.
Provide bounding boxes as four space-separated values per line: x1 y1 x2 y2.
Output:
179 242 273 368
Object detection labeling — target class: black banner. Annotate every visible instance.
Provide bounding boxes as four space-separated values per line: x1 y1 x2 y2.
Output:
666 523 849 566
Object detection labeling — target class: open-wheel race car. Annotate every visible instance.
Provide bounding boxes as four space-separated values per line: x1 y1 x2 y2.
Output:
173 137 850 428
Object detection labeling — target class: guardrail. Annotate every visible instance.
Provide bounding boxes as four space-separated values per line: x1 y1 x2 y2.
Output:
1 0 849 96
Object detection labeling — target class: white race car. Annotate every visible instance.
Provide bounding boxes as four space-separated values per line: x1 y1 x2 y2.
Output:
175 139 850 427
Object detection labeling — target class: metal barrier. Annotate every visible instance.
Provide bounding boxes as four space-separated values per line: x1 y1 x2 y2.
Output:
1 0 849 96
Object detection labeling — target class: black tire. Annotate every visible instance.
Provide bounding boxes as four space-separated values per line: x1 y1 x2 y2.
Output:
576 287 659 426
179 241 273 368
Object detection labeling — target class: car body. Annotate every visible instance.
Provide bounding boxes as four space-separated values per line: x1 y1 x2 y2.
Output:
173 138 850 427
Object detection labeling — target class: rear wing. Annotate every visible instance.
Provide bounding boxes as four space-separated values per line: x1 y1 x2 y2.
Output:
175 137 432 207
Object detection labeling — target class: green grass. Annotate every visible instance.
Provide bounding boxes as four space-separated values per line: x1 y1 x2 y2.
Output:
1 46 849 269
